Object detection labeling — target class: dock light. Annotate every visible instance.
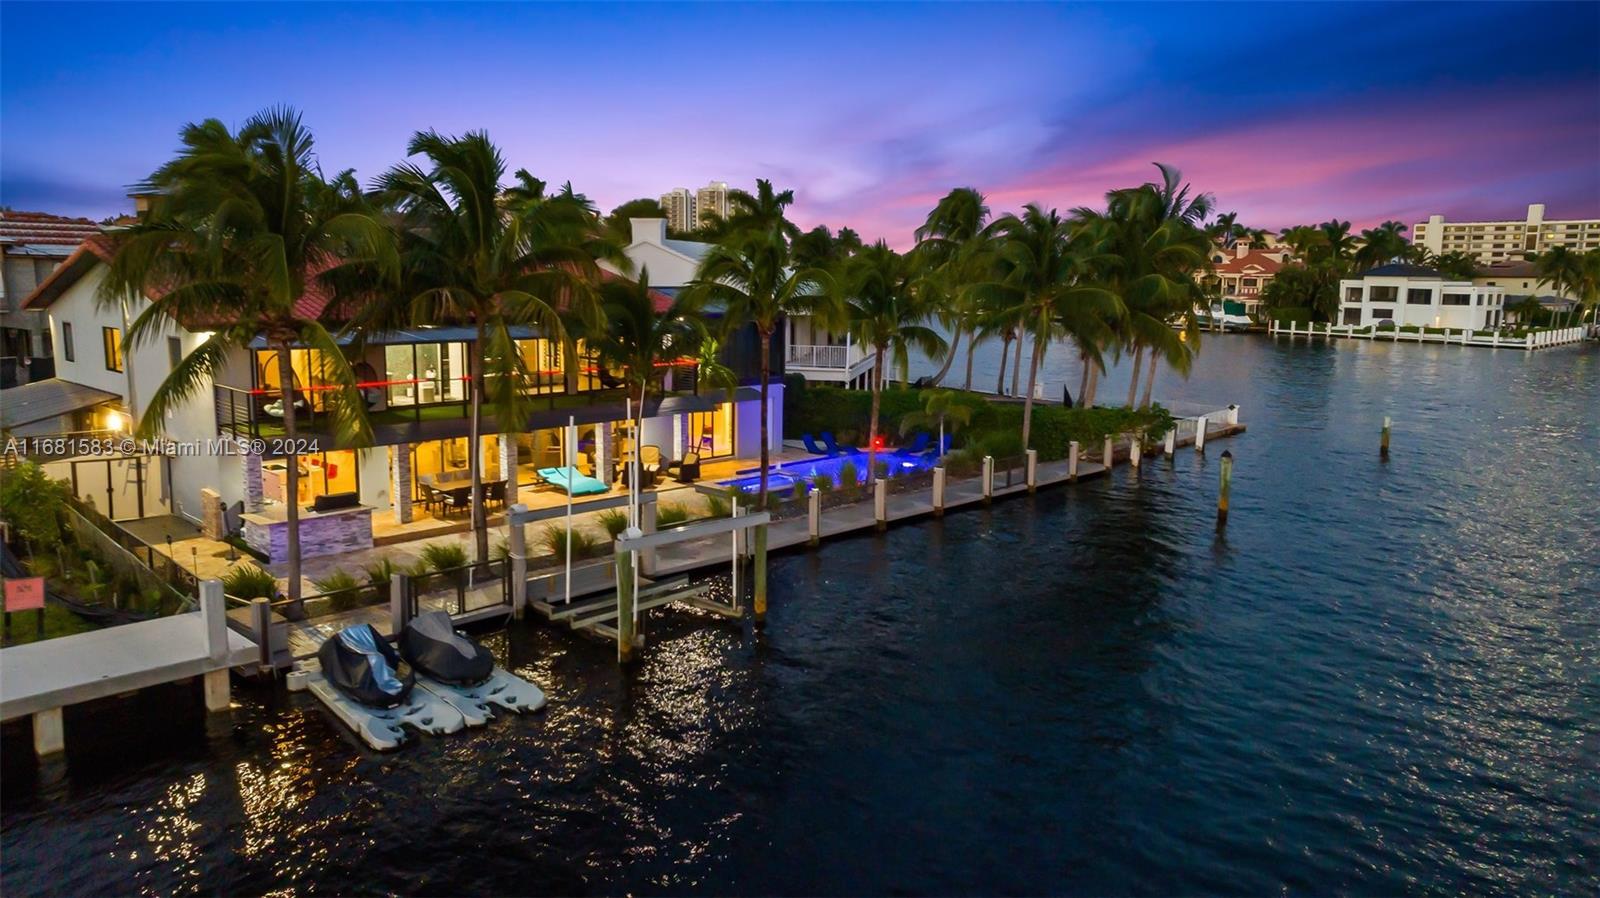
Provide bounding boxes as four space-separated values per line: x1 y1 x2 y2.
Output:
871 435 885 450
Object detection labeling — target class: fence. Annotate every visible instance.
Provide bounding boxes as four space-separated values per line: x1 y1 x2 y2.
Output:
402 559 513 620
63 502 195 613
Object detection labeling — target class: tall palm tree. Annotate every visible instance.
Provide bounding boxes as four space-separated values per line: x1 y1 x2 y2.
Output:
101 107 395 602
914 187 991 387
979 205 1118 448
688 181 830 502
1355 221 1410 271
365 130 608 562
838 242 947 472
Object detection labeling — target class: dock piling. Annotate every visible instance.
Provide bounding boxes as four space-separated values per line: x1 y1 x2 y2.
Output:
1130 434 1141 470
1103 436 1114 470
251 597 272 673
1381 416 1391 459
753 524 768 626
932 466 946 516
1163 427 1176 457
389 574 406 638
874 478 888 531
32 707 64 757
508 504 528 619
1068 441 1080 482
1195 416 1207 452
1026 449 1038 492
808 488 821 544
1217 449 1233 530
982 456 994 502
615 549 636 665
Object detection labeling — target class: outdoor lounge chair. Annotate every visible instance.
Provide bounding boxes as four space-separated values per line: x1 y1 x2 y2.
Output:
821 431 855 455
894 432 931 456
666 451 701 484
802 433 831 456
640 445 662 485
538 466 609 496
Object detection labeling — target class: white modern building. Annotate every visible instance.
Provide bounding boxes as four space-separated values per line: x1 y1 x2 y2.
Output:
605 218 874 388
1413 204 1600 266
1337 264 1505 330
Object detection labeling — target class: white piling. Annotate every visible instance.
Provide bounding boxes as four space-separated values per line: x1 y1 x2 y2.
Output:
982 456 994 501
1103 436 1114 469
1025 449 1038 491
1129 435 1141 469
1163 427 1176 456
1195 416 1207 452
874 477 888 531
932 466 946 517
808 487 821 545
1068 441 1080 482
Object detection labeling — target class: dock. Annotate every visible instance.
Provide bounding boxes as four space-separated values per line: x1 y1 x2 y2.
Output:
0 585 255 758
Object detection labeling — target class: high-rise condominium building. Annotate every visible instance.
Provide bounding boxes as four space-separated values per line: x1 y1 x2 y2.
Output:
695 181 730 228
658 188 694 234
1413 204 1600 265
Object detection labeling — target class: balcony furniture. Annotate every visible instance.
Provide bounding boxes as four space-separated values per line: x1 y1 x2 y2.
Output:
538 466 610 496
894 433 931 457
821 432 855 455
802 434 831 456
309 491 361 513
442 485 473 516
666 451 701 485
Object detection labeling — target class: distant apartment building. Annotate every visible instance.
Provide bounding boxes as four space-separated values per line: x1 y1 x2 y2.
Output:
1412 204 1600 265
1 211 103 378
694 181 730 228
659 188 695 234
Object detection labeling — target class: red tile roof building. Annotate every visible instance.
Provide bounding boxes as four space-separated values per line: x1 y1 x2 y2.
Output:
1206 245 1292 314
2 211 106 365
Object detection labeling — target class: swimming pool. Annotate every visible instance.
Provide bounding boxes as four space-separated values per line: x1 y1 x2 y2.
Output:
718 450 936 494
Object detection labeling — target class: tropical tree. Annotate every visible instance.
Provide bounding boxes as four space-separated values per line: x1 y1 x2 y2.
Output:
898 389 973 458
603 197 667 244
364 130 610 562
101 107 396 602
837 241 947 471
913 187 991 387
1355 221 1410 271
687 179 830 502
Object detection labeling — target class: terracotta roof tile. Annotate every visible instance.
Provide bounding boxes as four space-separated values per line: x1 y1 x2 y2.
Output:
1212 250 1286 275
0 210 103 247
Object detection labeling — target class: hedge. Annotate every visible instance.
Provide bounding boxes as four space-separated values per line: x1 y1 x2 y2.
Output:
786 385 1174 463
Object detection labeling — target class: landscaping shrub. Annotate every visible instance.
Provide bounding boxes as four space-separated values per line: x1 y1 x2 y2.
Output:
311 570 369 612
811 472 834 494
836 459 861 494
657 503 690 526
222 563 278 600
540 523 599 559
596 508 630 538
420 542 469 572
363 558 398 589
704 494 732 518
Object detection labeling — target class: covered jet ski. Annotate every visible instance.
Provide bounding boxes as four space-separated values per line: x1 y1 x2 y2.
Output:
400 611 494 685
317 624 415 707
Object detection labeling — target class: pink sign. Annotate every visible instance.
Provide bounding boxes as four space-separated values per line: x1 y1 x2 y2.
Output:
5 577 45 612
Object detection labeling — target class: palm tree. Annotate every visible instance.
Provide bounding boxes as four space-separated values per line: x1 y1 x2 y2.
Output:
1355 221 1410 271
365 130 608 562
914 187 991 387
980 205 1118 447
687 180 830 502
585 268 704 527
898 389 973 458
101 107 395 602
838 242 947 472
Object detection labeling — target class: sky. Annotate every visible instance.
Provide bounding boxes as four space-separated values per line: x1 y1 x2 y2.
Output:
3 2 1598 246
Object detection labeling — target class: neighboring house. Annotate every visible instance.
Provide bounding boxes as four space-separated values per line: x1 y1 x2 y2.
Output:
1413 204 1600 266
22 232 782 555
1336 264 1505 330
604 218 873 389
1206 244 1291 317
0 210 103 383
1473 260 1577 300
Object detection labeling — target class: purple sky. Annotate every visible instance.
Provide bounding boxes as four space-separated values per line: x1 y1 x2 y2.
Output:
4 2 1597 246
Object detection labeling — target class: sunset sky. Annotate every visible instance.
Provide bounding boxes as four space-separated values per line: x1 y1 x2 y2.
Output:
4 2 1597 245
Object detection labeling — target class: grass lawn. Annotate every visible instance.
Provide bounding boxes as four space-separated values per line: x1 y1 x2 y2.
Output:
1 604 98 647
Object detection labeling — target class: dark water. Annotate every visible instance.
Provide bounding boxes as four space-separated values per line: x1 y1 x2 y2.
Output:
4 336 1598 896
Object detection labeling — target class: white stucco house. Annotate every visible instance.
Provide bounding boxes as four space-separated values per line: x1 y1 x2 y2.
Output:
1337 264 1505 330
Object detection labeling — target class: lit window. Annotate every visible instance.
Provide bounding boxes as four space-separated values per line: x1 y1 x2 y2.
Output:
103 327 124 373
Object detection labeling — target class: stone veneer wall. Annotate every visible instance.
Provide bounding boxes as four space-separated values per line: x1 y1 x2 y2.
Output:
242 508 373 564
200 488 226 539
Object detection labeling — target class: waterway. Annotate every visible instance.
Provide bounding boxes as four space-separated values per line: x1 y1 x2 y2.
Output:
3 335 1597 896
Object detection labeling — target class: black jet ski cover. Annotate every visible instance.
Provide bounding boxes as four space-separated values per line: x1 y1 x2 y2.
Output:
399 610 494 685
318 624 414 707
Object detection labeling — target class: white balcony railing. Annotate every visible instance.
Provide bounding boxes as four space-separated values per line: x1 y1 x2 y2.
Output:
787 343 864 369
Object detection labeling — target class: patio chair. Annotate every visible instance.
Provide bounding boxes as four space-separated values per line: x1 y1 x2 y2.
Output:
821 431 855 455
894 432 931 457
667 451 701 484
640 445 663 485
802 433 831 456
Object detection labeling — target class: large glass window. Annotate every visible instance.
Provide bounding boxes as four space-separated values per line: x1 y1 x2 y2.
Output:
1442 293 1472 306
687 402 734 459
1370 286 1399 303
102 327 123 372
1407 288 1433 305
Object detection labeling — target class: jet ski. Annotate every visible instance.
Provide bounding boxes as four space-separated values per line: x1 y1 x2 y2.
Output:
399 611 548 725
400 611 494 685
306 624 466 750
318 623 415 706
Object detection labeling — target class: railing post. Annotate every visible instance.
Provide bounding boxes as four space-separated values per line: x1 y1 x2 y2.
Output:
1068 441 1080 482
874 477 888 531
390 572 407 636
982 456 994 502
1194 416 1207 452
508 504 528 619
807 487 821 546
932 466 946 516
1025 449 1038 492
250 597 271 673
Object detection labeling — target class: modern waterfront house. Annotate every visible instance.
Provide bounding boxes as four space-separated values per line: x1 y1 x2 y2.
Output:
20 232 784 560
1336 263 1505 329
1412 203 1600 266
607 217 874 388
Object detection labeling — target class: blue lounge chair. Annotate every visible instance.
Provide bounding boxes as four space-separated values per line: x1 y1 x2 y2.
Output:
802 433 831 456
538 466 609 496
821 431 855 455
894 432 931 456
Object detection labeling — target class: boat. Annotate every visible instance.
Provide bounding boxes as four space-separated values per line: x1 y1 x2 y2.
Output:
1194 300 1253 332
400 611 547 726
307 624 467 750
